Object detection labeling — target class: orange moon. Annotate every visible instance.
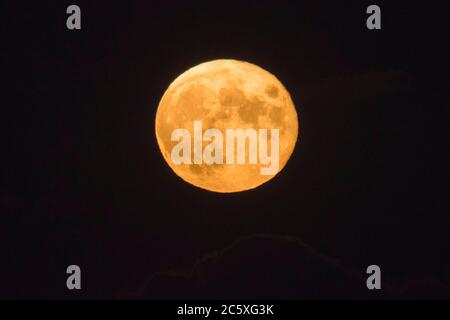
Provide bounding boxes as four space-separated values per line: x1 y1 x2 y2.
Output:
155 59 299 192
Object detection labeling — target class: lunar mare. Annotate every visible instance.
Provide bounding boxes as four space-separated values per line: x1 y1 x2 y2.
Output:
155 59 299 193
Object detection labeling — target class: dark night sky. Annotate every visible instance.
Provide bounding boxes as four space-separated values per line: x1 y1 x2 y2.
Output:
2 0 449 299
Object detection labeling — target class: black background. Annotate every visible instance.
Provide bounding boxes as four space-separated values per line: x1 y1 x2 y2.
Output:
2 0 449 299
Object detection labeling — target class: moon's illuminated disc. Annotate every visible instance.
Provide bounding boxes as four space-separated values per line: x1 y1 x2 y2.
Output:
155 59 299 192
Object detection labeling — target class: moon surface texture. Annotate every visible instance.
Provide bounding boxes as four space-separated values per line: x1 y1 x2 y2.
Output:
155 59 299 193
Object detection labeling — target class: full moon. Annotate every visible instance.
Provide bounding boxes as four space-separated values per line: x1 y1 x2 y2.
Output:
155 59 299 193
